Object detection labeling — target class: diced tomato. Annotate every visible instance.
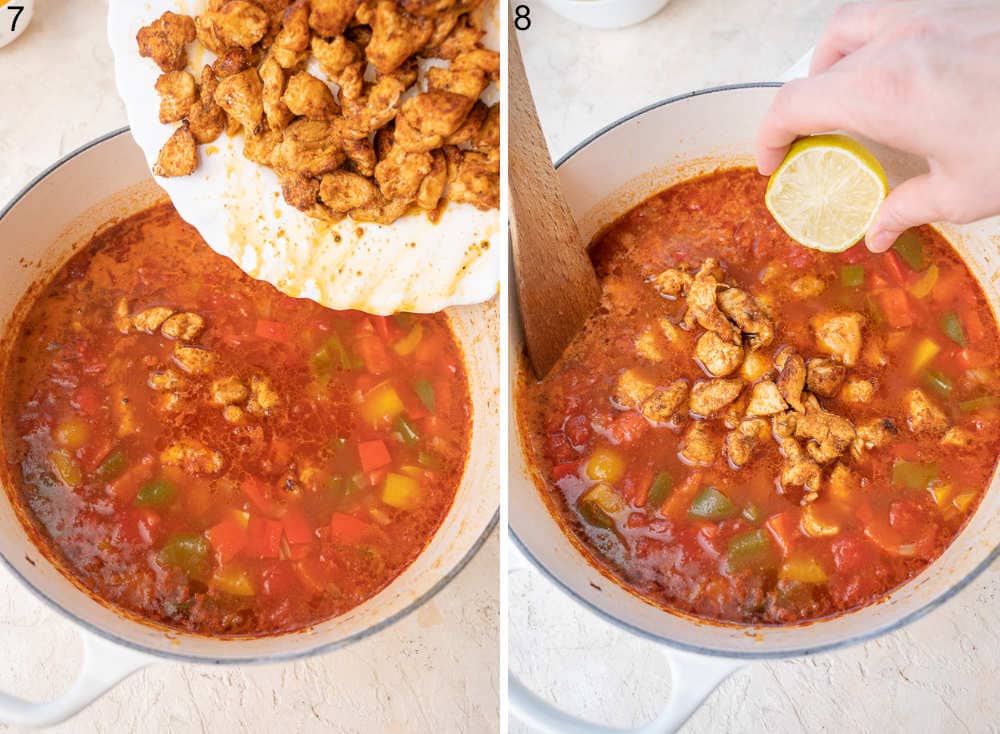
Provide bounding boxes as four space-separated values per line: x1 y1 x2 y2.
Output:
955 348 989 370
293 557 336 594
878 288 913 329
357 440 391 473
246 515 283 559
355 336 393 375
371 315 392 341
962 308 986 342
281 506 315 545
72 385 102 416
563 414 591 446
882 251 907 285
254 319 290 343
624 468 654 507
329 513 371 546
607 410 648 445
764 511 800 557
661 471 703 520
260 561 297 597
545 432 577 464
551 462 579 482
240 477 275 514
831 534 869 574
207 514 248 563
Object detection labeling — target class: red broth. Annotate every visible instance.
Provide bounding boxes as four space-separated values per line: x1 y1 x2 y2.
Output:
518 167 1000 625
2 202 471 636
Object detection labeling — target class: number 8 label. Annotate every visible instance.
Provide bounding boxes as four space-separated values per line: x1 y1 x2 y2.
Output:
514 4 531 31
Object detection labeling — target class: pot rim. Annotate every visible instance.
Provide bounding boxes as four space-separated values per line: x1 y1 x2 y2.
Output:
510 80 1000 661
0 126 499 665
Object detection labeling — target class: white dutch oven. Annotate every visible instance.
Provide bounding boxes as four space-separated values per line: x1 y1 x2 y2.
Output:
509 83 1000 733
0 129 499 728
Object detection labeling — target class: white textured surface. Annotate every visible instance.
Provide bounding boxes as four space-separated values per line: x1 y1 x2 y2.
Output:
512 1 1000 732
0 3 498 732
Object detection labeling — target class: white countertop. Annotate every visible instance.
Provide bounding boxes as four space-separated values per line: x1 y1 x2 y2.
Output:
0 3 498 732
513 0 1000 732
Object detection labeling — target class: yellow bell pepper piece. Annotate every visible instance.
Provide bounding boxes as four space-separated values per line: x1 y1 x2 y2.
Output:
908 263 939 299
800 503 840 538
911 337 940 375
393 324 424 356
212 566 255 596
926 482 952 509
53 417 89 450
49 451 82 487
585 446 627 484
952 491 977 514
361 382 405 427
780 555 828 584
383 472 421 510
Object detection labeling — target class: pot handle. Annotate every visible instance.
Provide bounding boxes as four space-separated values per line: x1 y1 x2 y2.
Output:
0 629 152 728
509 647 742 734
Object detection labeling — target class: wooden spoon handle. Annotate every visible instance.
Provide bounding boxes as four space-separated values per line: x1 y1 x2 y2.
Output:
508 11 601 378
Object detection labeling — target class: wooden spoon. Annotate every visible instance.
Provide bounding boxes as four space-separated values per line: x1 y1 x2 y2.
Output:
509 18 601 379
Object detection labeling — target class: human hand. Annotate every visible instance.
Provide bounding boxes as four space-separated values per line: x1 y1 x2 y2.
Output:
756 0 1000 251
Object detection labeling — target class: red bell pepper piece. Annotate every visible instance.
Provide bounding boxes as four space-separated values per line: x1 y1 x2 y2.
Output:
357 440 391 473
329 513 371 546
371 315 392 341
240 477 275 515
962 308 986 342
281 507 315 545
246 515 283 559
764 511 800 557
355 336 393 375
207 514 248 563
551 462 579 482
883 251 907 286
878 288 913 329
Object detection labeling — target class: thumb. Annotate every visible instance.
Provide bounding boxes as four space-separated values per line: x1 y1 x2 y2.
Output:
866 174 943 252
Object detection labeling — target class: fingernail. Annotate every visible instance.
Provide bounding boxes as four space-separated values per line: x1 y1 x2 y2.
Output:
867 230 896 253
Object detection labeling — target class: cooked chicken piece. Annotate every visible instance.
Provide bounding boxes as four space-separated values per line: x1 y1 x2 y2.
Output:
161 439 224 475
695 331 744 377
445 100 489 147
862 337 889 369
396 91 474 152
795 396 856 464
680 421 718 466
148 369 184 392
113 298 132 334
319 170 379 212
154 124 198 177
806 358 846 398
274 119 344 177
366 0 435 74
247 374 280 415
640 380 689 424
811 311 864 366
659 318 682 345
717 287 774 350
210 376 249 406
472 103 500 151
416 150 448 211
348 195 411 225
201 1 269 49
187 66 228 144
636 325 666 362
137 11 196 72
652 268 691 299
682 261 740 344
942 427 975 448
258 57 293 131
160 392 185 412
451 47 500 82
172 344 218 375
689 378 744 417
424 14 483 59
311 35 362 87
309 0 362 37
222 405 245 423
161 312 205 341
421 8 462 49
721 392 750 430
212 46 256 77
214 69 264 131
340 78 407 137
613 368 657 410
443 147 499 210
741 350 771 383
839 377 875 403
271 0 310 68
746 380 787 417
777 352 807 412
851 417 898 459
827 463 857 501
790 274 827 298
340 136 377 178
772 410 798 439
155 71 197 124
243 127 283 166
278 171 322 214
374 146 433 201
399 0 456 16
725 417 769 468
132 307 174 333
905 389 949 434
194 14 228 55
780 438 822 493
426 63 489 102
283 72 340 120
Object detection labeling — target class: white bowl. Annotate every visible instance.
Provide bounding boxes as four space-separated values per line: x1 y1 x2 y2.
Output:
540 0 670 30
509 83 1000 733
0 129 499 727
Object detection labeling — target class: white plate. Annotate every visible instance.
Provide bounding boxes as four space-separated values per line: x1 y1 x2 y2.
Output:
107 0 500 315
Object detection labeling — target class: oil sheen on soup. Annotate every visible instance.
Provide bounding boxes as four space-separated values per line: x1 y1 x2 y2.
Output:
519 167 1000 625
2 203 471 636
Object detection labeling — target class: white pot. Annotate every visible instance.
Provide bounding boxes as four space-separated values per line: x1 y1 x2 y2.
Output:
539 0 670 30
509 83 1000 732
0 129 499 728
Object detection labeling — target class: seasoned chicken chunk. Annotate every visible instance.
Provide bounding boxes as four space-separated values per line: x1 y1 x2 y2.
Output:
223 405 245 423
851 417 898 459
776 352 806 412
772 411 798 439
680 421 718 466
942 427 975 448
651 268 691 299
613 369 657 410
795 396 856 464
210 376 249 406
806 358 846 398
366 0 434 74
340 77 407 137
214 68 264 130
443 147 499 210
279 172 336 220
188 66 227 144
683 260 740 344
746 380 786 417
640 380 689 424
827 463 857 501
137 11 196 72
132 306 174 333
283 72 340 120
271 0 311 68
211 46 255 78
259 56 293 131
113 298 132 334
635 326 665 362
154 124 198 177
689 378 744 417
342 136 377 177
148 369 184 392
243 128 283 166
274 119 344 177
155 71 197 124
161 312 205 341
201 1 269 49
415 150 448 211
445 100 489 147
695 331 744 377
725 417 769 468
905 389 948 434
717 287 774 350
375 146 434 201
780 438 821 493
839 377 874 403
161 439 224 475
348 195 411 225
309 0 362 37
396 91 474 151
424 14 483 59
811 311 864 366
319 170 379 212
247 374 280 415
173 344 218 375
311 34 362 81
790 274 826 298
